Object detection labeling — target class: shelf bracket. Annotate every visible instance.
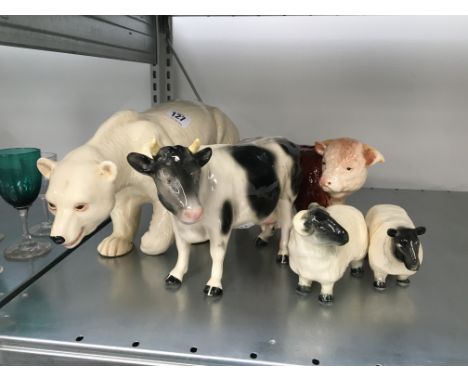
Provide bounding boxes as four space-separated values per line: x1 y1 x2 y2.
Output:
151 16 173 105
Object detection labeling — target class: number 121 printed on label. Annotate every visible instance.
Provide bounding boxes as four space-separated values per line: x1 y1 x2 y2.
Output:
168 110 191 128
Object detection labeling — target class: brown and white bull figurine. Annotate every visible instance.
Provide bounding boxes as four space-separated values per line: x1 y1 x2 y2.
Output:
127 137 301 297
314 138 385 205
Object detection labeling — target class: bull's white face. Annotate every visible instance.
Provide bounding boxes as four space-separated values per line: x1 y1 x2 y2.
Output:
315 138 385 200
37 158 117 249
320 144 368 198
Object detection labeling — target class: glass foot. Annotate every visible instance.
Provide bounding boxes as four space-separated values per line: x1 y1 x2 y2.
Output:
4 238 52 261
30 221 52 237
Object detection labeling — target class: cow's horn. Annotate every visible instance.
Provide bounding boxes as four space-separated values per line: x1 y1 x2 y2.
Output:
188 138 201 153
150 138 160 157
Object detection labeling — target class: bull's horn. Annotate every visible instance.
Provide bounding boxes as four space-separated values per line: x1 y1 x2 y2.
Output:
150 138 160 157
188 138 201 153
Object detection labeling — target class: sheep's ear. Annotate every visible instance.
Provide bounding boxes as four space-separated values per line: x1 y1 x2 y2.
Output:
363 144 385 167
37 158 57 179
98 161 118 182
387 228 398 237
416 226 426 236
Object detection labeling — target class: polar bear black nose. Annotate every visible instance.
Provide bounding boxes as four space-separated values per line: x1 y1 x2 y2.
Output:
50 236 65 244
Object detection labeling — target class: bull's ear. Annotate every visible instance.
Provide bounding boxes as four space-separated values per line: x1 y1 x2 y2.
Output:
127 152 155 175
194 148 212 167
98 161 118 182
363 144 385 167
37 157 57 179
387 228 398 237
416 226 426 236
314 141 327 155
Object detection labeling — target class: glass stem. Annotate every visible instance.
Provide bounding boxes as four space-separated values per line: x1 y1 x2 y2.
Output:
41 195 51 223
18 207 32 241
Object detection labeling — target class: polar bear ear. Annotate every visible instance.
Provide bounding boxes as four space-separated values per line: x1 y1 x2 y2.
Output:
98 161 118 182
37 158 57 179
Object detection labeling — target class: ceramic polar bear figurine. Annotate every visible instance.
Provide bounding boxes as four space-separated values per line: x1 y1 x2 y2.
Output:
37 100 239 257
366 204 426 291
288 203 368 304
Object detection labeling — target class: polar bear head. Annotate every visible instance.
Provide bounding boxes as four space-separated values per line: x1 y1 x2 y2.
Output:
37 156 117 249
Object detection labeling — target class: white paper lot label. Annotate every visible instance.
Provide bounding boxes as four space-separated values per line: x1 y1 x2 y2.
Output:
168 110 191 128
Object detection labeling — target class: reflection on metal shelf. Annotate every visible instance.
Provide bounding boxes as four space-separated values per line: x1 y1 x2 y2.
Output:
1 189 468 365
0 199 110 309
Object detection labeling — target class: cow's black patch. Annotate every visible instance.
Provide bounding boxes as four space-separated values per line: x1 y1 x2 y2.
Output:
221 200 233 235
276 138 302 196
156 188 178 215
229 145 280 220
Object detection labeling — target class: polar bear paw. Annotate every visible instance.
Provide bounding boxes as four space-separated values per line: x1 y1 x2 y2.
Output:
98 235 133 257
140 231 171 256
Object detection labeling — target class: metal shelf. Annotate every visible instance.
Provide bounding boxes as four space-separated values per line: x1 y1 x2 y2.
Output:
1 188 467 365
0 16 155 63
0 200 109 310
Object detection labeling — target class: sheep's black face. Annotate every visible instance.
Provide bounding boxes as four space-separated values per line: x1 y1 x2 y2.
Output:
387 226 426 271
304 206 349 246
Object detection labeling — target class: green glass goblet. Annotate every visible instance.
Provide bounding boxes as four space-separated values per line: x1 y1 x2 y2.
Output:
0 148 52 260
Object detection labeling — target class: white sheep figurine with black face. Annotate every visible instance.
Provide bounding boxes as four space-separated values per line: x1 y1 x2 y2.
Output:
366 204 426 291
288 203 368 304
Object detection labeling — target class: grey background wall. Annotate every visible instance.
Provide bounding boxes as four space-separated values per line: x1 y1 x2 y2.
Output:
0 45 151 159
1 16 467 191
173 16 468 192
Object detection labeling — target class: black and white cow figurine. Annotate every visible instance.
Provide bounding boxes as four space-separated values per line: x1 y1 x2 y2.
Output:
127 137 301 296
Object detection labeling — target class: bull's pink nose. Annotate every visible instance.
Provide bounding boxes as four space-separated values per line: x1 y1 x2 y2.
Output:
181 207 203 222
319 177 331 187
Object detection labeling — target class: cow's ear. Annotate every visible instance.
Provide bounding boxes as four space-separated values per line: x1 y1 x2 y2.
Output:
387 228 398 237
416 226 426 236
363 144 385 167
37 157 57 179
194 148 212 167
314 141 328 155
127 152 155 175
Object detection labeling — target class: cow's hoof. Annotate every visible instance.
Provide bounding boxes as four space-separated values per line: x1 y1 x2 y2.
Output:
350 267 364 278
295 284 312 296
397 278 410 287
255 237 269 248
203 285 223 297
373 281 386 291
165 275 182 289
276 255 289 264
318 294 334 305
